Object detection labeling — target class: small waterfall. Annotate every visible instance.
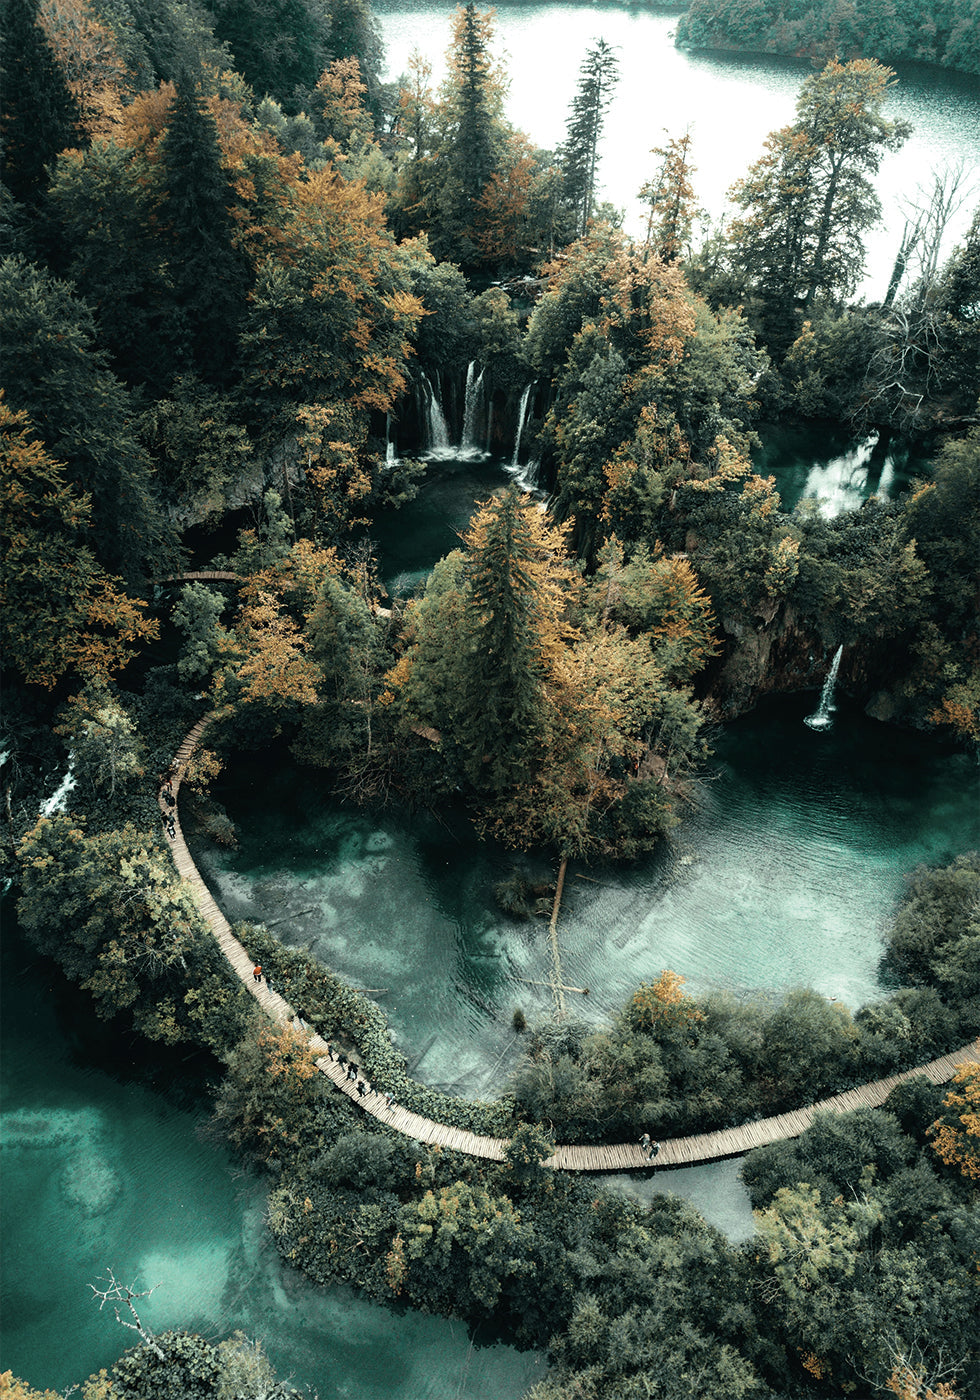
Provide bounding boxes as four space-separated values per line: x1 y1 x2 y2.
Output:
40 762 76 816
385 413 396 466
511 383 533 467
419 371 449 453
805 645 844 731
461 361 485 453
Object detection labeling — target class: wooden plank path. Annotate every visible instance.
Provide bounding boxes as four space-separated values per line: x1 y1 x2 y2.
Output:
162 718 978 1172
156 571 394 618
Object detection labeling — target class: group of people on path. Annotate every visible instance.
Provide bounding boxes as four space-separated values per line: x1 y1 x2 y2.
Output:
249 965 398 1111
159 770 177 840
327 1044 397 1108
639 1132 661 1161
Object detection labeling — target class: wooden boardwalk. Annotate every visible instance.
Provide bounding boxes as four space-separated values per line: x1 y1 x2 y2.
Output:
158 570 242 584
162 718 978 1172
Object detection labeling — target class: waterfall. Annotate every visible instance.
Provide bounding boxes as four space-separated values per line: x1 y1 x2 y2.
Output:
40 761 76 816
461 361 485 453
385 413 396 466
419 371 449 453
511 383 533 467
805 645 844 731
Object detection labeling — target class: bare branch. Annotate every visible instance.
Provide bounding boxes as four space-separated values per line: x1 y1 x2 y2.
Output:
90 1269 166 1360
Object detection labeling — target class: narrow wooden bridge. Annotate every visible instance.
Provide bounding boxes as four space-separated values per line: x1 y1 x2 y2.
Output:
163 717 978 1172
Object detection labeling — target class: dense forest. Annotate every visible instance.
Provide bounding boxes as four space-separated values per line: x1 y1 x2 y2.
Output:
677 0 980 76
1 0 977 1395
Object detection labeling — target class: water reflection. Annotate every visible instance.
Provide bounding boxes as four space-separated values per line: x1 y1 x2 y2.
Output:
753 423 925 516
193 697 979 1099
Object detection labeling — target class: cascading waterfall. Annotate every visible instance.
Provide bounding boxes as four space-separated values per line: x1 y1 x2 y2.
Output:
805 645 844 731
419 371 449 453
40 761 76 816
511 383 533 467
461 361 485 453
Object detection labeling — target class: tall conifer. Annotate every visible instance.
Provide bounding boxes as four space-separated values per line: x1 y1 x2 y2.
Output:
559 38 619 238
159 73 250 385
0 0 84 207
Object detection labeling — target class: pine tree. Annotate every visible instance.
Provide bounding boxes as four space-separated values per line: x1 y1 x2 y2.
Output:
0 0 85 207
454 3 496 200
0 253 171 581
559 38 619 238
209 0 328 101
158 73 251 385
435 3 504 261
393 487 577 795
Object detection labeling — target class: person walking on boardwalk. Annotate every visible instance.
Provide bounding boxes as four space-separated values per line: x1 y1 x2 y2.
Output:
252 964 262 983
639 1132 660 1160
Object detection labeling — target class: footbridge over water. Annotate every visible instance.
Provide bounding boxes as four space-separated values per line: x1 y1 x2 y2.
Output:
163 715 978 1172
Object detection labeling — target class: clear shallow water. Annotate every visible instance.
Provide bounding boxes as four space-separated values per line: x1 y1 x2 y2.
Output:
193 697 979 1099
377 3 980 298
0 925 546 1397
602 1159 756 1243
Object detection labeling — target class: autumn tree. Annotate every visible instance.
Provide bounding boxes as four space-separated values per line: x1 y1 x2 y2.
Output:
39 0 133 139
728 58 911 355
238 166 424 465
929 1062 980 1180
558 38 619 238
0 397 157 688
640 129 699 263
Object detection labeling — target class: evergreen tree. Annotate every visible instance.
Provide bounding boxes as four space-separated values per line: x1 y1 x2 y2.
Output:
0 0 85 207
0 253 171 580
453 3 496 202
434 3 504 262
158 73 251 385
393 487 577 796
559 38 619 239
208 0 329 101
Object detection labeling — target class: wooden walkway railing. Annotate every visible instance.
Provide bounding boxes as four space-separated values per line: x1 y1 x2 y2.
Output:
162 717 978 1172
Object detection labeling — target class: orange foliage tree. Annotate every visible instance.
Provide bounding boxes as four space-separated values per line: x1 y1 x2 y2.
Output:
40 0 131 138
627 970 704 1032
928 1061 980 1180
0 398 157 688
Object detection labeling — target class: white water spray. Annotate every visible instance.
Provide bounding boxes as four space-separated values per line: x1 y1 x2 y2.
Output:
461 361 485 453
40 761 77 816
419 371 449 453
805 645 844 731
511 383 533 467
385 413 396 466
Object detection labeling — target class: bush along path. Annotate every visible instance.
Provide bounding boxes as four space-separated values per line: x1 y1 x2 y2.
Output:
163 717 979 1172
